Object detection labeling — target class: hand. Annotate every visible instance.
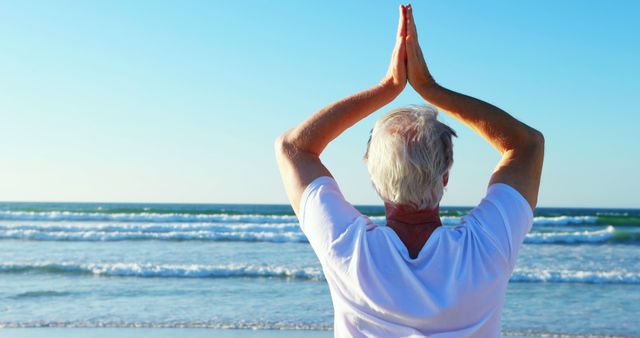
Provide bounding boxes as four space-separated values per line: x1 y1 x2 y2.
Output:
381 5 408 94
405 4 436 90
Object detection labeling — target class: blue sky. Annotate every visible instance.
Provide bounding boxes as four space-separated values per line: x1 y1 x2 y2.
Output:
0 1 638 208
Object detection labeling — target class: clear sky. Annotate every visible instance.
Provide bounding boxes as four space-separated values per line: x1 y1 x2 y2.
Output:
0 1 638 208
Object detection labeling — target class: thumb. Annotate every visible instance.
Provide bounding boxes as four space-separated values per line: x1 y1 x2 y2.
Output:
396 5 407 39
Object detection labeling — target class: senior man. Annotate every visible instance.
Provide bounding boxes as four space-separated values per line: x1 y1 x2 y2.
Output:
275 4 544 337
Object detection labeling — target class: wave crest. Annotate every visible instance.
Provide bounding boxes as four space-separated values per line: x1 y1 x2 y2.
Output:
0 211 620 226
524 226 625 244
1 223 636 244
0 211 299 224
2 262 638 284
511 268 640 284
0 262 323 280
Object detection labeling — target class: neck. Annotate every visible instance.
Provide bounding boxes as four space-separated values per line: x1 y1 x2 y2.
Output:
384 202 442 259
384 202 442 228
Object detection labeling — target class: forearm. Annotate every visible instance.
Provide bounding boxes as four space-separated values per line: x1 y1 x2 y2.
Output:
418 83 541 154
283 82 399 156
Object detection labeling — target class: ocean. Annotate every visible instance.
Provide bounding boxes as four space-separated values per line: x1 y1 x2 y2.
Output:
0 202 638 337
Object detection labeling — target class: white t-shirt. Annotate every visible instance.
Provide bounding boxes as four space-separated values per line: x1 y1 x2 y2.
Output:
299 176 533 338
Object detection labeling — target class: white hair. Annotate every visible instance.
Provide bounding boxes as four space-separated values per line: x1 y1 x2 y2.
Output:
364 105 456 210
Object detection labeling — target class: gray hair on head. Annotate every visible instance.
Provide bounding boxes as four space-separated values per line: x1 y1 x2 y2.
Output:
364 105 457 210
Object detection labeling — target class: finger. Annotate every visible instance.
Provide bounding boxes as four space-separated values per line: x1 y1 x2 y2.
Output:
393 6 407 60
396 5 407 39
406 4 418 40
405 27 420 64
394 32 406 59
397 35 407 65
405 15 417 55
405 34 417 62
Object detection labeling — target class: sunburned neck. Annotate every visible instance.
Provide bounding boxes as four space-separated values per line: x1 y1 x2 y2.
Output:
384 203 442 259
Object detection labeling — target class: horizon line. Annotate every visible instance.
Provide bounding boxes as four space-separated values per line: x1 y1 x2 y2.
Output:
0 200 638 211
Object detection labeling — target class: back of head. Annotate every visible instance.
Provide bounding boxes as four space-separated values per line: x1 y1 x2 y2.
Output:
365 105 457 210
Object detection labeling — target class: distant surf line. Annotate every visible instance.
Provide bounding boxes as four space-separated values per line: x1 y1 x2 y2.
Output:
1 210 638 227
1 262 638 284
0 224 638 244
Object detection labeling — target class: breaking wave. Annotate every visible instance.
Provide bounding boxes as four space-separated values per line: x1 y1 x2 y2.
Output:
0 211 628 227
0 262 323 280
2 262 638 284
1 223 637 244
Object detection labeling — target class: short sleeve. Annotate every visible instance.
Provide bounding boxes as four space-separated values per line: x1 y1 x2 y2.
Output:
299 176 363 258
464 183 534 267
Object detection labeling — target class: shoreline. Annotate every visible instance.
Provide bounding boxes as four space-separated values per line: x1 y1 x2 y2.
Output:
0 328 631 338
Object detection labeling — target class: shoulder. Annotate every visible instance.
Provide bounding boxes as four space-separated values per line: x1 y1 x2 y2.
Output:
298 176 363 257
299 176 349 225
462 182 534 266
487 182 532 205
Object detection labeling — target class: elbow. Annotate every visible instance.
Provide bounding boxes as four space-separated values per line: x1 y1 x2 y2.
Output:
274 129 321 157
506 127 544 155
274 130 297 157
274 132 289 154
520 128 545 156
528 128 544 148
529 128 545 149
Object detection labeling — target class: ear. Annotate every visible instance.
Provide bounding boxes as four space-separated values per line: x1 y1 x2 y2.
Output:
443 172 449 187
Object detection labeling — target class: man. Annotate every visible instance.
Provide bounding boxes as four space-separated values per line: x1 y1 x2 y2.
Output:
275 4 543 337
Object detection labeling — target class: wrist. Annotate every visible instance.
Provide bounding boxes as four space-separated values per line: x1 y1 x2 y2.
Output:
378 77 405 96
415 77 439 99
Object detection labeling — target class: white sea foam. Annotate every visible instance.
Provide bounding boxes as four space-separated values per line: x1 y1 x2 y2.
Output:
0 320 332 330
0 320 631 337
0 229 308 242
0 223 632 243
524 226 616 244
511 268 640 284
0 211 299 223
0 211 605 227
0 222 301 234
1 262 638 284
0 320 631 338
0 262 324 280
532 215 598 225
0 221 307 242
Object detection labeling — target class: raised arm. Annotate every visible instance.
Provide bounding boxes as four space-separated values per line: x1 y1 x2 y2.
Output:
404 5 544 209
275 5 409 216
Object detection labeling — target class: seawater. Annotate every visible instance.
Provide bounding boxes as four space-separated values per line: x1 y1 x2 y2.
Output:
0 203 638 337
